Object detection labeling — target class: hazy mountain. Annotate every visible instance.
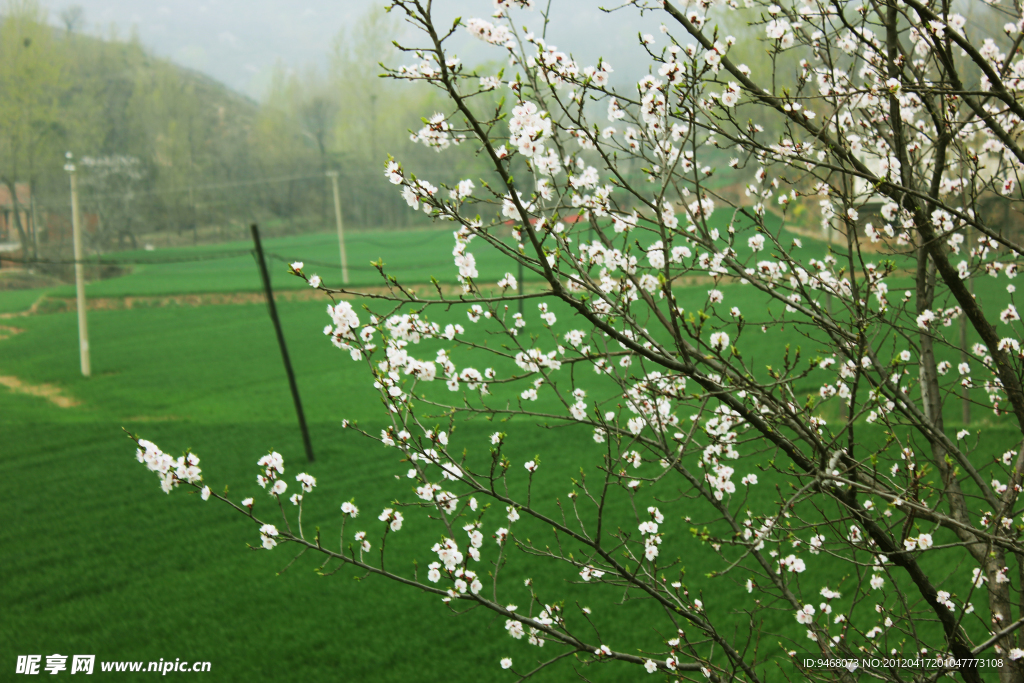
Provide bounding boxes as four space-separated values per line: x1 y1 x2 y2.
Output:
39 0 665 100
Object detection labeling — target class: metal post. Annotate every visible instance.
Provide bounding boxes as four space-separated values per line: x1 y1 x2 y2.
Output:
518 259 524 315
65 153 90 377
251 224 315 463
326 170 349 285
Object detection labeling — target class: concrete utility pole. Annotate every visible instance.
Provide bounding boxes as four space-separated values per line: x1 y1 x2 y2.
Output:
65 152 90 377
326 170 349 285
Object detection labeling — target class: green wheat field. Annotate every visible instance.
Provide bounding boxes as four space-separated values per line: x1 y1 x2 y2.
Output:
2 217 1017 681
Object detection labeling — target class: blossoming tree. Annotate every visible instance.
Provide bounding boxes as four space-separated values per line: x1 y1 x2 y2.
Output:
131 0 1024 680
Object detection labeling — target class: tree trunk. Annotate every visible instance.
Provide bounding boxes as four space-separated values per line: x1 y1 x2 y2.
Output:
3 180 30 263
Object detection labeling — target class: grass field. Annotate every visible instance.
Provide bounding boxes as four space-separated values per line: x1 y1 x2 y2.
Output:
2 217 1019 681
45 229 519 300
8 211 802 303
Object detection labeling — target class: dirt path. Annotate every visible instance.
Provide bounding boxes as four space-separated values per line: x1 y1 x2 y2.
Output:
0 294 47 319
0 322 81 408
0 375 80 408
0 283 502 315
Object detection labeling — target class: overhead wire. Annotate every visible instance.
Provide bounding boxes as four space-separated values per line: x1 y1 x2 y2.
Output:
0 249 458 274
0 250 254 266
81 173 326 201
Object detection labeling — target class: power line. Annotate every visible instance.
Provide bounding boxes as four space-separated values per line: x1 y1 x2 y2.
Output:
0 250 455 274
0 250 253 266
80 173 326 201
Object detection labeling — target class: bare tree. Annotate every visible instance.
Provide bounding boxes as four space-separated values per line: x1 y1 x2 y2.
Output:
59 5 83 35
299 90 337 220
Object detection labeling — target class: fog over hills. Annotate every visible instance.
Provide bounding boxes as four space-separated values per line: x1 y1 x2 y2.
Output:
38 0 666 100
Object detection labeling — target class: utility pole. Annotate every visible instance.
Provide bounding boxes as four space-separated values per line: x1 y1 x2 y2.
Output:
251 224 315 463
326 170 349 285
65 152 90 378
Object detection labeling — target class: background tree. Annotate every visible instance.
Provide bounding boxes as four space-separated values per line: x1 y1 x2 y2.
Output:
0 0 65 260
58 4 82 35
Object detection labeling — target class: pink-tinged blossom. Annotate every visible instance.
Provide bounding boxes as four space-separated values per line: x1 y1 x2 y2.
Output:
466 18 515 48
509 101 552 158
379 508 404 531
780 554 806 573
972 568 988 587
709 332 729 351
433 538 463 571
259 524 279 550
999 338 1021 354
505 619 525 640
384 160 402 184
